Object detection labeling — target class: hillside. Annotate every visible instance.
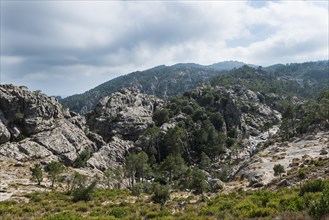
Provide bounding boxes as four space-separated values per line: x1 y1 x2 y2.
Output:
212 60 329 100
60 61 253 114
61 60 328 115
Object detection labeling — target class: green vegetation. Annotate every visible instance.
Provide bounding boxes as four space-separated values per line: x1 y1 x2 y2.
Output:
273 164 285 178
73 150 91 168
1 180 328 219
30 163 43 185
46 161 65 188
61 64 223 114
61 61 328 114
280 88 329 140
104 166 123 189
212 61 329 100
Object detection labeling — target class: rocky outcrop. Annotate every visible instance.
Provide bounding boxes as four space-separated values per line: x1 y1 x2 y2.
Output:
0 85 167 172
87 88 164 142
236 131 329 187
84 88 166 170
0 84 96 165
87 136 134 171
197 85 281 137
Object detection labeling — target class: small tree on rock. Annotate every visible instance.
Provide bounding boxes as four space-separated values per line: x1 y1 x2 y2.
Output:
47 161 64 188
30 163 43 185
73 150 91 168
273 164 285 179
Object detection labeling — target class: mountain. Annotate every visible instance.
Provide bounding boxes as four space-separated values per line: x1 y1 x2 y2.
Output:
61 60 328 115
207 60 257 70
60 61 251 114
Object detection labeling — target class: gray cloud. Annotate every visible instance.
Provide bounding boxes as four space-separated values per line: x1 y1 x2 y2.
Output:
1 1 328 96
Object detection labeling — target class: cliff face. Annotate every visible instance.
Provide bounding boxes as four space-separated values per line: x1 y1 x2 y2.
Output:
0 84 96 164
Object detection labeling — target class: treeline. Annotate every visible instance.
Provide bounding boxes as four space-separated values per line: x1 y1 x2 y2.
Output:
280 89 329 140
212 61 329 99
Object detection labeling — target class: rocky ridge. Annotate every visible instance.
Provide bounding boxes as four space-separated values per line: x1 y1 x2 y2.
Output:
0 85 163 172
0 84 96 164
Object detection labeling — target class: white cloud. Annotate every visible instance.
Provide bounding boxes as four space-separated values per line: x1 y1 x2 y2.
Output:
1 0 328 96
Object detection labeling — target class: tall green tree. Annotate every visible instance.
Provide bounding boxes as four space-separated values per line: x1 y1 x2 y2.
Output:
104 167 123 189
160 154 187 185
190 167 209 195
124 152 151 187
140 126 161 162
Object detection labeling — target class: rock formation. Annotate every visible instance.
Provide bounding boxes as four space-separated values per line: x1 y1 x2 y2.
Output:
85 88 164 170
0 84 96 165
86 88 164 142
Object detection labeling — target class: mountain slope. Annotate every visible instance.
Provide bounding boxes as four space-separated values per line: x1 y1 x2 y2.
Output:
212 60 329 100
61 60 328 115
60 61 250 114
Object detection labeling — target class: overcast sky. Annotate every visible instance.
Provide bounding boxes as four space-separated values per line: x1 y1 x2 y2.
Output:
1 1 328 97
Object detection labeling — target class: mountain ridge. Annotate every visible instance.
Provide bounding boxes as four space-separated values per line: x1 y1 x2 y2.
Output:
60 60 328 114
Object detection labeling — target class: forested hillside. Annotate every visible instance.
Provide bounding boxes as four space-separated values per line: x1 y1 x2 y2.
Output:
61 61 328 114
212 61 329 99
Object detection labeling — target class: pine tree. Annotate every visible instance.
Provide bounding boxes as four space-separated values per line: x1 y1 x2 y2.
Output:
30 163 43 185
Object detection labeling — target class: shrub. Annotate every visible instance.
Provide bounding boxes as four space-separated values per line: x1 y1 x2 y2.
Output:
273 164 285 177
73 150 91 168
152 183 170 205
300 179 327 196
297 169 306 181
309 186 329 220
146 211 158 218
131 182 144 197
75 203 89 212
46 212 84 220
279 195 305 212
72 180 97 202
247 207 272 218
109 207 127 218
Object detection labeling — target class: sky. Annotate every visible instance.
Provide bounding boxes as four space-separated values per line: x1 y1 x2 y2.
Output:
1 1 328 97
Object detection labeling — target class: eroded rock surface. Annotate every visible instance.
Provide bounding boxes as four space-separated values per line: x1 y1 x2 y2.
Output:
0 84 96 165
87 88 163 142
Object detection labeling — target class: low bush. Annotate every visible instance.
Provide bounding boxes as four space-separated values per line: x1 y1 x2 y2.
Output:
108 207 127 218
46 211 84 220
300 179 328 196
